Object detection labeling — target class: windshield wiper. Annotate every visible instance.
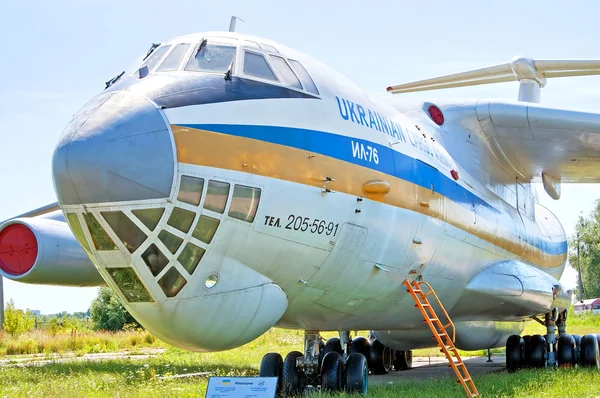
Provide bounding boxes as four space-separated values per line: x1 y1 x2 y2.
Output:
195 39 207 56
105 71 125 89
143 43 161 61
225 60 234 81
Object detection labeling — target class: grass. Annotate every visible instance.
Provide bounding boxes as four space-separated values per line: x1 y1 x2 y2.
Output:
0 313 600 397
0 329 167 357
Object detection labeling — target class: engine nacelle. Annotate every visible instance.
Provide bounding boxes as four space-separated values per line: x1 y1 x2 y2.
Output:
0 217 104 286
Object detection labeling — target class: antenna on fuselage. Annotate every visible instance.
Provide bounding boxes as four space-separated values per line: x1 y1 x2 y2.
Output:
229 16 245 32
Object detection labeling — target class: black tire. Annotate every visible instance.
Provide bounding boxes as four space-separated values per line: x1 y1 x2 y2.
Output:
579 334 600 368
370 339 392 374
349 337 371 368
345 353 368 394
557 334 575 367
321 351 343 392
522 335 531 346
572 334 582 348
323 337 343 357
259 353 283 392
317 339 325 372
282 351 304 395
393 350 413 371
525 334 546 368
506 335 524 372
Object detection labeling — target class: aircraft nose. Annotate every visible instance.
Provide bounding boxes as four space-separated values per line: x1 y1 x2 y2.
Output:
52 92 175 205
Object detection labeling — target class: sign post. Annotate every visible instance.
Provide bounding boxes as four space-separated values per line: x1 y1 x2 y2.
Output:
205 377 277 398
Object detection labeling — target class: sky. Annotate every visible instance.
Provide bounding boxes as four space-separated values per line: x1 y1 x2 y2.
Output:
0 0 599 313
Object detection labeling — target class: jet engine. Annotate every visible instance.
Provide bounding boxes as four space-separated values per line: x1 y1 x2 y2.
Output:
0 217 104 286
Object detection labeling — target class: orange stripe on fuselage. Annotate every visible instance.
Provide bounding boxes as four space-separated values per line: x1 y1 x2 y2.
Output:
172 125 566 269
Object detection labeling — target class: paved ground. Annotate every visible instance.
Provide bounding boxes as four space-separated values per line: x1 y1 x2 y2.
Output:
370 355 506 386
0 348 166 368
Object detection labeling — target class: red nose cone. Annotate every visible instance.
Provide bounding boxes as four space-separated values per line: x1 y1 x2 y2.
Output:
0 224 37 276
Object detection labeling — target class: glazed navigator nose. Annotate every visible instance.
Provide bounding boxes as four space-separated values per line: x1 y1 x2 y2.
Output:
52 92 175 205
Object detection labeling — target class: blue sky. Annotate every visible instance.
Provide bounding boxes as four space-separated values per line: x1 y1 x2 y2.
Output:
1 0 599 313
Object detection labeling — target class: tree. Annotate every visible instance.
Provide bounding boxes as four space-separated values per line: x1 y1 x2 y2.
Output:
568 199 600 300
3 299 35 336
90 287 140 331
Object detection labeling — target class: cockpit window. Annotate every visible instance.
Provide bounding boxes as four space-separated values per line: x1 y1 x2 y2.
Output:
270 55 302 90
289 60 319 95
259 43 278 53
157 43 190 72
244 52 278 81
244 40 261 49
140 45 171 73
185 43 236 73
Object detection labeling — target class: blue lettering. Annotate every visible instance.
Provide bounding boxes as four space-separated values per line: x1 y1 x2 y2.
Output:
394 122 406 142
356 104 367 126
347 101 359 124
336 96 349 120
377 113 390 135
368 110 379 131
389 120 400 139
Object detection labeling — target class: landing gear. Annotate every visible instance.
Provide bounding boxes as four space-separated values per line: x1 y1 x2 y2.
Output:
349 336 371 360
282 351 304 395
525 334 547 368
506 335 524 372
393 350 413 371
262 331 369 396
259 353 283 391
505 308 600 371
321 351 343 391
370 339 392 374
557 334 575 367
346 352 369 393
580 334 600 369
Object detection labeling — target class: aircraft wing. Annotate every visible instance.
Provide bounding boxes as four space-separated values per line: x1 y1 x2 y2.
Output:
444 100 600 187
0 202 60 224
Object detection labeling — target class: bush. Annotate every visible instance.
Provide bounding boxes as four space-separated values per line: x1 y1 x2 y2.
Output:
3 299 35 337
90 287 140 331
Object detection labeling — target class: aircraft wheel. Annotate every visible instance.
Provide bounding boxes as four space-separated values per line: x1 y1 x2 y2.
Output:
323 337 343 357
579 334 600 368
317 339 325 372
345 353 368 394
321 351 343 392
572 334 582 348
370 339 392 374
393 350 413 371
259 353 283 392
557 334 575 367
349 337 371 367
506 335 524 372
282 351 304 395
525 334 547 368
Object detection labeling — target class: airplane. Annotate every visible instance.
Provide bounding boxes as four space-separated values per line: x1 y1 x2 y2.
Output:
1 29 600 395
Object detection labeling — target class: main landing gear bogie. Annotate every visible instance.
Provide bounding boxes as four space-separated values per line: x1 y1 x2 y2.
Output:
505 309 600 371
259 331 413 396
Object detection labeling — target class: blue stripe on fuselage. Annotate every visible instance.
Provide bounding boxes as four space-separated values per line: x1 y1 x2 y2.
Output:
178 123 567 256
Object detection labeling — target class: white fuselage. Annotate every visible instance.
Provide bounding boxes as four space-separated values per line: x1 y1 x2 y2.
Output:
52 31 568 352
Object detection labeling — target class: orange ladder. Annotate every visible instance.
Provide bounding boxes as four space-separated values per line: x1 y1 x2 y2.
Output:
403 279 479 398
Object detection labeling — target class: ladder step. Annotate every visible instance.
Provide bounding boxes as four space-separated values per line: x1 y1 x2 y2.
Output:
403 279 478 397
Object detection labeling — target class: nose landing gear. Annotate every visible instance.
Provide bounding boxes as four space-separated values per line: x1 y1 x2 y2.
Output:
505 309 600 371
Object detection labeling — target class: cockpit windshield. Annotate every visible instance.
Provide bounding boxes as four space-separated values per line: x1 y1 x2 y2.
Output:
185 43 236 73
140 45 171 73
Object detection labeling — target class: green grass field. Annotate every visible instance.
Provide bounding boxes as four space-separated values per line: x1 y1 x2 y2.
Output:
1 315 600 397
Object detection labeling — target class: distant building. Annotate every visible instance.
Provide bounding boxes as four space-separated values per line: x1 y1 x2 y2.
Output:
574 298 600 314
